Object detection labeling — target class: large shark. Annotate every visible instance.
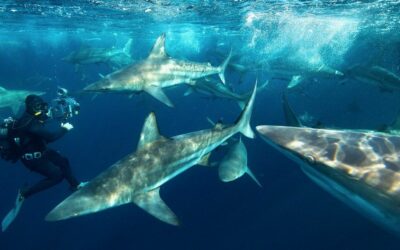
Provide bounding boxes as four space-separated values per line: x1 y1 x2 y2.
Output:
45 83 257 225
83 33 231 107
0 86 45 114
256 125 400 235
344 64 400 91
63 38 133 69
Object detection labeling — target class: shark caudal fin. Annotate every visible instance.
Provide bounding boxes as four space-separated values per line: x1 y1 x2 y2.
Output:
218 50 232 85
235 81 257 138
122 38 133 56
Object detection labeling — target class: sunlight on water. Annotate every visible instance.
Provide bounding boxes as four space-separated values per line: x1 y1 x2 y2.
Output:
243 11 359 67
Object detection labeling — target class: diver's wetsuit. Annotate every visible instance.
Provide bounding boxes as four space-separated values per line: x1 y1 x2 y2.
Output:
12 112 79 198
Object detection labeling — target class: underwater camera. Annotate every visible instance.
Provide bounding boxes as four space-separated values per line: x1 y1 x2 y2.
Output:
49 87 80 122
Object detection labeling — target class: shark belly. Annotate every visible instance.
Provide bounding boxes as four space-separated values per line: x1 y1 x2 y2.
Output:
299 162 400 234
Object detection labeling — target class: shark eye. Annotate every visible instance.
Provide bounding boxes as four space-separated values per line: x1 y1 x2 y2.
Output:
304 154 316 164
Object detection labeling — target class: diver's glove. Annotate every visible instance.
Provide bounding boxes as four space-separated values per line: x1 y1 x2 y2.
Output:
61 122 74 131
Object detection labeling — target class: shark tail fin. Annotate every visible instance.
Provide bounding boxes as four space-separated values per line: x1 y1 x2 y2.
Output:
218 49 232 85
123 38 133 56
235 80 257 139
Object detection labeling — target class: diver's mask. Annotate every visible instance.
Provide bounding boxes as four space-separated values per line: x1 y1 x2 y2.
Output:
31 101 50 120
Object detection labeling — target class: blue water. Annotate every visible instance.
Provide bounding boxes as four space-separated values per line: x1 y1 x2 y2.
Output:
1 1 400 249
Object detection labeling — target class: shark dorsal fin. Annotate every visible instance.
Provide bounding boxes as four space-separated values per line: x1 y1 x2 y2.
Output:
137 112 162 149
148 33 167 59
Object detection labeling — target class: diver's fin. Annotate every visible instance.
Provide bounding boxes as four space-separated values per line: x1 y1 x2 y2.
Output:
137 112 163 149
2 191 24 232
133 188 179 226
145 85 174 108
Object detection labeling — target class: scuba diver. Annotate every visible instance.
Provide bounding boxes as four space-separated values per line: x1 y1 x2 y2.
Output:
1 87 84 232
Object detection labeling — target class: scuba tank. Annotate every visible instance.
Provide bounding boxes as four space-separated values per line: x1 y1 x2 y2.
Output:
0 117 21 163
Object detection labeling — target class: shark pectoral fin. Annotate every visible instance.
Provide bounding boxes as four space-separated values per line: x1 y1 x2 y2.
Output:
237 100 246 110
198 152 211 167
246 167 262 187
183 87 194 96
137 112 163 149
91 93 99 101
145 86 174 108
287 75 304 89
133 188 179 226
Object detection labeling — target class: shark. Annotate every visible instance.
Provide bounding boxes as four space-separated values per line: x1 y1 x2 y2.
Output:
218 137 261 187
184 78 268 109
62 38 133 70
343 64 400 91
83 33 232 107
45 82 257 225
0 86 45 114
256 125 400 235
266 58 344 89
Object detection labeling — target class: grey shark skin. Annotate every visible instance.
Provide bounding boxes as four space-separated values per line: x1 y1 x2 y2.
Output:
218 137 261 187
185 77 249 108
63 39 133 68
0 86 45 114
186 78 269 109
83 33 231 107
45 83 257 225
256 125 400 235
344 64 400 91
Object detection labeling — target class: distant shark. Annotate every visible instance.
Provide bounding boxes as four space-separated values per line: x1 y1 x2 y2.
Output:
257 125 400 235
218 137 261 187
83 33 231 107
0 86 45 114
45 83 257 225
229 57 343 89
184 78 268 109
266 58 344 89
343 64 400 91
62 38 133 70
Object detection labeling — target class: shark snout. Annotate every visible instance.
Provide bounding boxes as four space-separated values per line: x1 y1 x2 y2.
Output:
46 191 98 221
256 125 297 147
